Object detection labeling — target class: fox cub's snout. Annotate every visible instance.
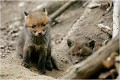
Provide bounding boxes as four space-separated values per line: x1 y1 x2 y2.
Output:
31 25 48 36
24 10 49 36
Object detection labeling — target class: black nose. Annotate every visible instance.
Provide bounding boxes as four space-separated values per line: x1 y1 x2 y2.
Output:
39 33 42 35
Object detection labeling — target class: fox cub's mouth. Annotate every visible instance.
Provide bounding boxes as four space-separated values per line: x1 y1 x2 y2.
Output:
33 29 47 37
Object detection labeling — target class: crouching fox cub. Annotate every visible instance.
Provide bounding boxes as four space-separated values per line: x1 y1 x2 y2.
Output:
16 8 54 74
67 39 95 64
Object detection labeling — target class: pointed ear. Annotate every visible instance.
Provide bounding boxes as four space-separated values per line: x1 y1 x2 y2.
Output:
42 8 48 15
67 39 74 48
24 11 29 16
88 40 95 49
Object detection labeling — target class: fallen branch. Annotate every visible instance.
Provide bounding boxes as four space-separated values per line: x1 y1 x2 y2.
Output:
49 1 77 20
115 56 120 74
33 1 66 15
61 35 119 79
112 0 120 38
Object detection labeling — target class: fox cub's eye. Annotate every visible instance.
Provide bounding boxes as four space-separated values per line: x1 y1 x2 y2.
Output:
41 23 46 26
32 25 36 28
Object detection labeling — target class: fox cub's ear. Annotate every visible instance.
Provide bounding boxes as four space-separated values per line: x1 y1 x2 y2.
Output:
84 40 95 49
42 8 48 15
88 40 95 49
24 11 29 16
67 39 74 48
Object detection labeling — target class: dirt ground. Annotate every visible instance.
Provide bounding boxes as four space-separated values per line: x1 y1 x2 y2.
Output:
0 0 113 79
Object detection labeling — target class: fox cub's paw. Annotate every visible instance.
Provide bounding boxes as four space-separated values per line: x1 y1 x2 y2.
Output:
45 61 53 71
22 62 30 68
39 68 46 74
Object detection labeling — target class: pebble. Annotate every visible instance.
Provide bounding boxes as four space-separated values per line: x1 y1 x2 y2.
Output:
0 46 5 49
0 27 6 30
18 2 25 7
9 21 21 29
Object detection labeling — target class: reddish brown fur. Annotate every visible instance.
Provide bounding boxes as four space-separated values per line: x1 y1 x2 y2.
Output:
26 12 49 27
26 12 49 35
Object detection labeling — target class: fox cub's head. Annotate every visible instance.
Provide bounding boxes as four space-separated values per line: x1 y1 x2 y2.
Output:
67 39 95 64
24 8 50 36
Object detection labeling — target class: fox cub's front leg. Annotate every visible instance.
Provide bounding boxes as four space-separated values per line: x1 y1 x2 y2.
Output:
38 49 47 74
45 46 53 71
45 56 53 71
22 46 32 68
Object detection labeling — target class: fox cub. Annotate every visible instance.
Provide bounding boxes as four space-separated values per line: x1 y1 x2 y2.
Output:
67 39 95 64
16 8 53 74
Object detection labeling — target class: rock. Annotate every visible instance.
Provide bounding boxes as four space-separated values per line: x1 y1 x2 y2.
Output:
18 2 25 7
9 21 21 29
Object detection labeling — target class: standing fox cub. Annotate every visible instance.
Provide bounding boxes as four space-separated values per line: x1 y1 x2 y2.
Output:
16 8 53 74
